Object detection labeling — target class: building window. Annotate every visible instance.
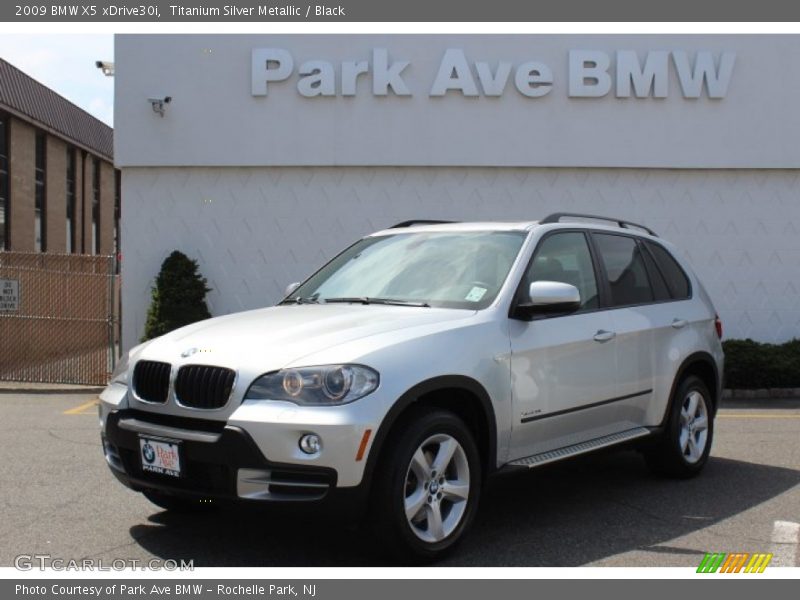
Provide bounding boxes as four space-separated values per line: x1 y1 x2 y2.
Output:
35 131 46 252
0 113 8 251
114 169 121 268
66 147 76 253
92 157 100 255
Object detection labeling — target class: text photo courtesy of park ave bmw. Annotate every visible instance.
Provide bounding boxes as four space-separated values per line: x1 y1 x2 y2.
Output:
0 26 798 581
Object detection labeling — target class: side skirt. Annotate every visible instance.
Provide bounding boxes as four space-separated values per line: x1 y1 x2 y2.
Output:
506 427 652 469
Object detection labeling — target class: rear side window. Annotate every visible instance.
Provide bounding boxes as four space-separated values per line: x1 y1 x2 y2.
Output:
639 244 671 302
592 234 654 307
645 241 691 300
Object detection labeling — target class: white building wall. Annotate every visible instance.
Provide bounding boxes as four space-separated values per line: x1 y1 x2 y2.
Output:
121 166 800 348
115 35 800 169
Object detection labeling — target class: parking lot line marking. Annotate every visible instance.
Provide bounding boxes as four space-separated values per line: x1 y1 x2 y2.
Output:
769 520 800 567
717 413 800 419
63 399 99 415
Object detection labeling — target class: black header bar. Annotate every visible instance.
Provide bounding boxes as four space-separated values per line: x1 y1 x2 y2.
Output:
3 0 800 22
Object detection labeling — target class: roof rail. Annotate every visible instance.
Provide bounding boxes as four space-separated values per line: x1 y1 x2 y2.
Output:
390 220 456 228
540 213 657 237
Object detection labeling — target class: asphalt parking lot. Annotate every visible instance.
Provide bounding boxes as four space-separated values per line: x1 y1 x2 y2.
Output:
0 385 798 568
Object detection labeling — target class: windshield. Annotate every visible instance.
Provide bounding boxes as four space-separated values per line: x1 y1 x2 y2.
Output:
286 231 528 310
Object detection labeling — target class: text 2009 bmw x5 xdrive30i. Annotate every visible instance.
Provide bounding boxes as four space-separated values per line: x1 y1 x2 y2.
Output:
100 213 724 561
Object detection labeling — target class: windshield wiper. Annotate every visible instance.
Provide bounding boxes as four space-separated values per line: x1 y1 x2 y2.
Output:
279 297 320 305
323 297 430 308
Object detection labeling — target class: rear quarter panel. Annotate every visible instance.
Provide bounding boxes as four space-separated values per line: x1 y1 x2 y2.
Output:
647 246 724 426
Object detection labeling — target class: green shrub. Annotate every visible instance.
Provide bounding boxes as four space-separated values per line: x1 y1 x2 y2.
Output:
722 338 800 389
142 251 211 342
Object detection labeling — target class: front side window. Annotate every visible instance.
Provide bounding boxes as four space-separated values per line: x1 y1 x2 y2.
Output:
521 232 599 311
593 233 653 307
289 231 527 310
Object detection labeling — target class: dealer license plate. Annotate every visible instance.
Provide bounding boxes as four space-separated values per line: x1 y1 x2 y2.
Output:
139 437 182 478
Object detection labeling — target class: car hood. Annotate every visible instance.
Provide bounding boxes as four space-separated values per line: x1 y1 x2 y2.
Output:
137 304 475 370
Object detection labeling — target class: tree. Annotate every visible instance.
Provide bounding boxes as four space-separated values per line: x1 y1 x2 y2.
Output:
142 251 211 341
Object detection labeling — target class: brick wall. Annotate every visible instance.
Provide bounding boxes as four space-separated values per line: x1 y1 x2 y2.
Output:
8 118 34 251
45 136 66 253
3 115 116 256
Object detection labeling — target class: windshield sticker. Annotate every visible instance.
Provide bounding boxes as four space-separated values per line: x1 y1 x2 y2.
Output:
465 286 487 302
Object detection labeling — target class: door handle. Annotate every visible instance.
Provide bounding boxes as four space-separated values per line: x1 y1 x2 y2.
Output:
671 319 688 329
593 330 616 342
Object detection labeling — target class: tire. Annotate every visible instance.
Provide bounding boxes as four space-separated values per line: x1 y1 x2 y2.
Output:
644 375 714 478
370 407 482 563
142 489 217 513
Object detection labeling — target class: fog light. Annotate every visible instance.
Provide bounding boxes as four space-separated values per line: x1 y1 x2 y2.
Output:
299 433 322 455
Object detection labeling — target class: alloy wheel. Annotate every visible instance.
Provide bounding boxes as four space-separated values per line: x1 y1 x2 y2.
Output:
403 433 471 543
679 390 709 464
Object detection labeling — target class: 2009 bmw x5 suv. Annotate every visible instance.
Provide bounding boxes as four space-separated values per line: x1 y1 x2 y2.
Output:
100 213 724 561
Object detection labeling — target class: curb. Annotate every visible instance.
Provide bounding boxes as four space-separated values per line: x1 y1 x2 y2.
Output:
0 381 104 395
720 390 800 410
723 388 800 399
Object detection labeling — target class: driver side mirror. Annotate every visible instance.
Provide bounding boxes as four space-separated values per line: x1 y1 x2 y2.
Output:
284 282 301 297
513 280 581 320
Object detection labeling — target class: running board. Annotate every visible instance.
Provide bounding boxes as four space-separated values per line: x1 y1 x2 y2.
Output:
509 427 651 468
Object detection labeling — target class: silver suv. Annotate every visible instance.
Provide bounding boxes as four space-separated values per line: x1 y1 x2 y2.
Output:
100 213 724 561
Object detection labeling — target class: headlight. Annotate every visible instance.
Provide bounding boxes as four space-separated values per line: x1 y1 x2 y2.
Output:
109 351 130 385
246 365 379 406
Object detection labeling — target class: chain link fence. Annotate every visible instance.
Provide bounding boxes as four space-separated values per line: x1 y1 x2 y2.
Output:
0 252 118 385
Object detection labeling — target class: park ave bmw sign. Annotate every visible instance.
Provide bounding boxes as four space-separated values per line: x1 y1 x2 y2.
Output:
251 48 736 99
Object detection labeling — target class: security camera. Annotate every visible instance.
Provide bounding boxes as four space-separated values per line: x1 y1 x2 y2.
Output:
147 96 172 117
95 60 114 76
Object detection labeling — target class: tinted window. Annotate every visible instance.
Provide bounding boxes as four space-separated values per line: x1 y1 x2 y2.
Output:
646 241 691 299
640 243 671 301
524 232 599 310
593 234 653 307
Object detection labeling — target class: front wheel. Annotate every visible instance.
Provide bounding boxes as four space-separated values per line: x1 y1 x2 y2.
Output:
370 408 482 563
644 375 714 478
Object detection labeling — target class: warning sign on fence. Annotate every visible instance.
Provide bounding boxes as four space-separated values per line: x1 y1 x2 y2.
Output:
0 278 19 311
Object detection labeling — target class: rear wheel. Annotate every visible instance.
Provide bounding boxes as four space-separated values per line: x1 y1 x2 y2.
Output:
371 408 481 563
644 375 714 478
142 489 217 513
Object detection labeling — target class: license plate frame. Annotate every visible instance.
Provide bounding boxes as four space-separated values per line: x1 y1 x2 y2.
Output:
138 436 183 478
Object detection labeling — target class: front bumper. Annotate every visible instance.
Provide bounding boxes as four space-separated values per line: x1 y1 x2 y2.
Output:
100 383 382 489
102 409 366 511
